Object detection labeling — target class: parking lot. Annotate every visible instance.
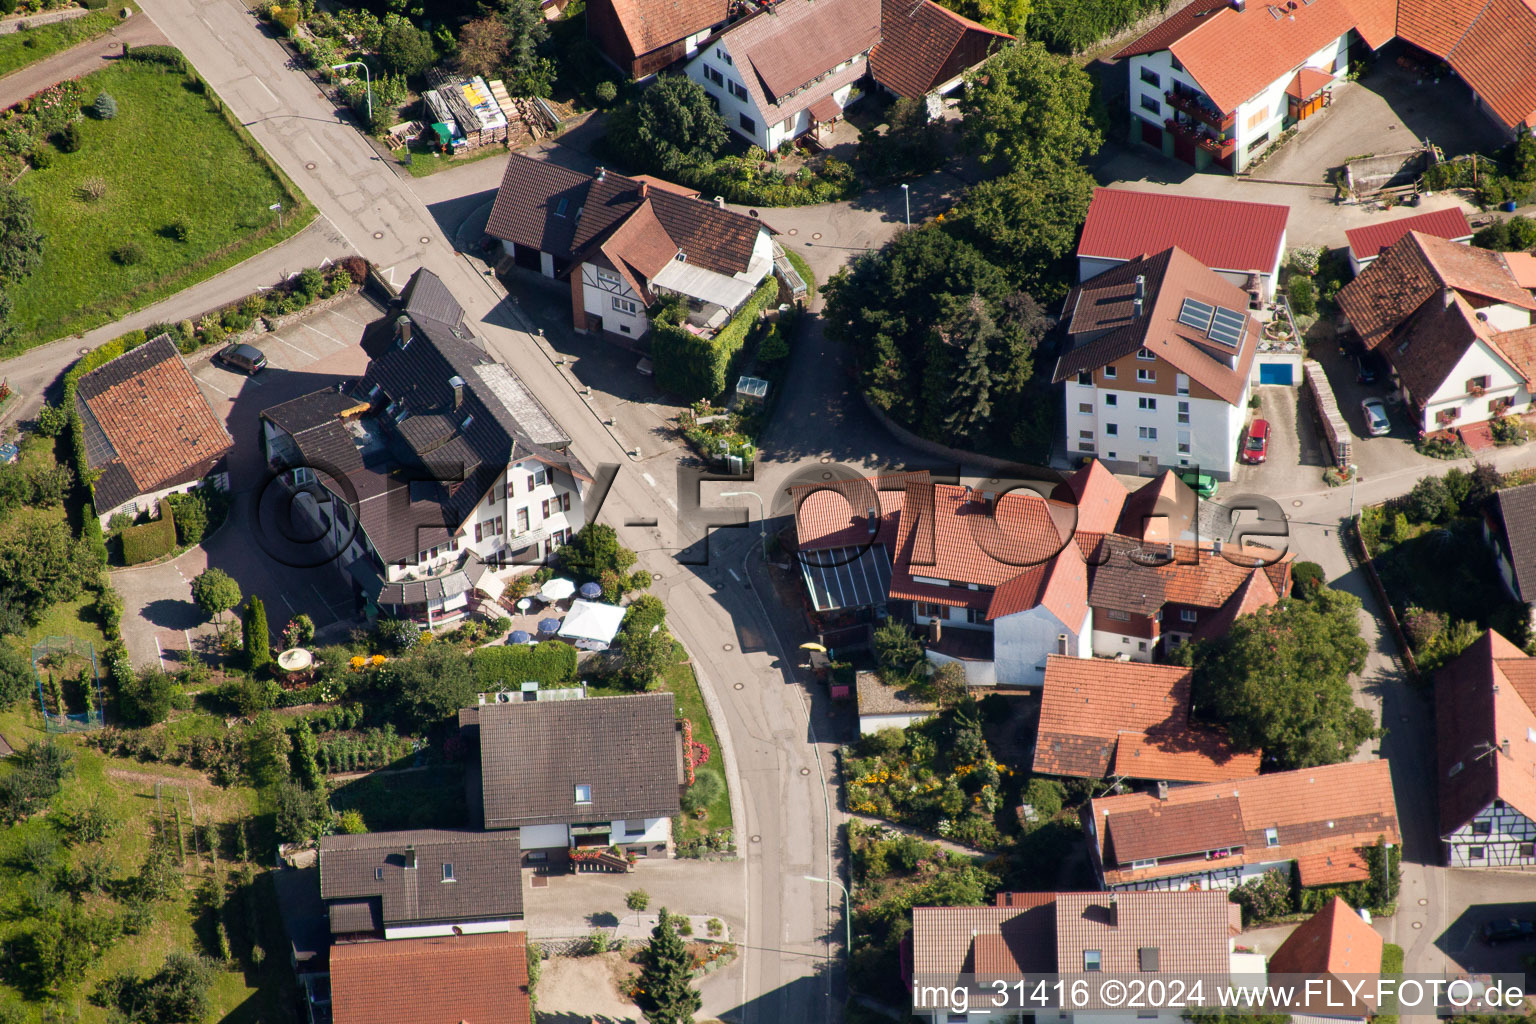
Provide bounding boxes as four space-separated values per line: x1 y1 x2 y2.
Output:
115 292 382 669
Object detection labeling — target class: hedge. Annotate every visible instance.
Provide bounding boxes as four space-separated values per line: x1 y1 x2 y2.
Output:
122 44 191 71
120 507 176 565
471 641 578 687
651 275 780 402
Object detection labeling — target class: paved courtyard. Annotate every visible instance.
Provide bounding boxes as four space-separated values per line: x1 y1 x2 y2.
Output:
114 292 380 669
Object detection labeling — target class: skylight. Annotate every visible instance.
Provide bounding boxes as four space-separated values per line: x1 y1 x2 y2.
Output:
1207 305 1247 347
1177 297 1214 331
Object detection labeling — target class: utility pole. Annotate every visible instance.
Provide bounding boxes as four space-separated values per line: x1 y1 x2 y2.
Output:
900 182 910 227
331 61 372 127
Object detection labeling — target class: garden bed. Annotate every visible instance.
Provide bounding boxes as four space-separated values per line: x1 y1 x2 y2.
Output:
2 54 312 354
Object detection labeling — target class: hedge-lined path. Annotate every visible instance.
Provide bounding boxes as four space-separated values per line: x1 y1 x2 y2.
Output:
0 11 163 109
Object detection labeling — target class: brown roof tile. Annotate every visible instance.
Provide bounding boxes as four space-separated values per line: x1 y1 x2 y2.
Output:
1490 483 1536 599
1436 629 1536 835
1055 891 1232 980
1337 231 1535 351
603 0 728 57
1088 760 1400 888
1034 657 1256 783
1268 897 1383 976
713 0 880 124
1344 207 1474 263
1105 796 1247 863
319 829 522 927
868 0 1012 99
76 335 232 509
330 931 531 1024
1054 248 1260 407
1167 0 1359 113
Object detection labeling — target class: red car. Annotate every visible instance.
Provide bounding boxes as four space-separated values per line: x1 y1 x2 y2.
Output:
1242 419 1269 464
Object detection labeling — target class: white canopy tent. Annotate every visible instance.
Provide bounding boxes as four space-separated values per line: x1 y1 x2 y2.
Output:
557 600 628 651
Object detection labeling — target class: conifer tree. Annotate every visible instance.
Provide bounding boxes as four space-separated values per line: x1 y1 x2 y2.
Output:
635 908 700 1024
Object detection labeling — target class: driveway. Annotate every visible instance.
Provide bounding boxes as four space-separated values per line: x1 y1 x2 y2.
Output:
113 293 379 669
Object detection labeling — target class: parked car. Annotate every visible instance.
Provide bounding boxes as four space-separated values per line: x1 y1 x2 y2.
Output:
1361 397 1392 436
1482 919 1536 945
215 343 267 375
1177 469 1218 498
1242 419 1269 464
1356 350 1388 385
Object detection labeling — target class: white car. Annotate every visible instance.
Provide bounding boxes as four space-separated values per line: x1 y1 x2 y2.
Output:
1361 397 1391 436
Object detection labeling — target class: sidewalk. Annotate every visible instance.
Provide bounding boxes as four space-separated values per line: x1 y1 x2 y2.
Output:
0 11 165 109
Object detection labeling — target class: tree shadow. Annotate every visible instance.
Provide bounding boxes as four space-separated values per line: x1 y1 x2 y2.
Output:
140 597 204 631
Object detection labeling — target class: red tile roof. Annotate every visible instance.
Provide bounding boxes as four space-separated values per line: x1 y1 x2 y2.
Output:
1168 0 1360 114
1396 0 1485 54
602 0 728 57
1345 207 1474 262
1114 0 1237 57
717 0 881 125
1055 247 1260 407
1077 189 1290 276
1105 796 1248 863
1088 760 1400 888
1051 459 1130 536
1268 897 1383 976
1399 0 1536 131
1033 656 1259 782
75 334 233 507
1507 251 1536 289
791 472 926 550
1337 231 1536 351
330 932 531 1024
890 483 1074 592
1342 0 1398 47
986 553 1088 624
1285 65 1336 99
1436 629 1536 835
869 0 1012 99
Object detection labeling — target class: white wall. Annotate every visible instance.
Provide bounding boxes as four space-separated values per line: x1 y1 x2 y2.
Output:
924 649 997 686
580 263 650 339
1230 33 1349 171
993 605 1088 684
1446 802 1536 867
384 919 513 940
859 711 936 735
1092 627 1154 661
100 472 230 528
1065 378 1243 479
617 817 672 844
1420 336 1534 433
520 823 570 849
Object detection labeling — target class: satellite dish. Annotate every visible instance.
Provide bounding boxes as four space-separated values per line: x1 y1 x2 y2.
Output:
496 692 512 703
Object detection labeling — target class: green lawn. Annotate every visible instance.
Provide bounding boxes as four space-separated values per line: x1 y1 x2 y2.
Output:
0 5 129 80
4 58 312 355
392 141 507 178
329 762 468 831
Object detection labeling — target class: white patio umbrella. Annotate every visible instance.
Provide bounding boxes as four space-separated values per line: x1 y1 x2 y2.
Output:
540 577 576 602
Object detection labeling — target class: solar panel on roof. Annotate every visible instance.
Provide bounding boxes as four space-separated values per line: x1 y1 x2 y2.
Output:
1178 298 1215 331
1207 305 1247 347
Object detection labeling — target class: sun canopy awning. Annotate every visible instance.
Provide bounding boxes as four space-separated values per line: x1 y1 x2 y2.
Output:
799 544 892 612
651 261 757 310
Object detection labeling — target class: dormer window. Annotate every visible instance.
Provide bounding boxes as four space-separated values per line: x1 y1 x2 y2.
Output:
1265 827 1279 847
675 252 687 262
575 784 592 804
554 198 569 218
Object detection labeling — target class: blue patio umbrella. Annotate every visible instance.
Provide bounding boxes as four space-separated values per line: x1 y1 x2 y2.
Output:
538 617 561 634
508 630 531 645
579 582 602 599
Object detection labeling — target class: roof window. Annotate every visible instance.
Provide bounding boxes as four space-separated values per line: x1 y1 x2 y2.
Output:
575 784 592 804
442 862 455 882
555 198 569 217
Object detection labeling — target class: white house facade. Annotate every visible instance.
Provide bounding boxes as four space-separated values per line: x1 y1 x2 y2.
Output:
1413 335 1535 435
993 604 1092 682
685 42 866 150
1445 800 1536 868
1065 369 1248 479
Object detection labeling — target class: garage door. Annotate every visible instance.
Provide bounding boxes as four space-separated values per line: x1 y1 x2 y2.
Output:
1259 363 1294 385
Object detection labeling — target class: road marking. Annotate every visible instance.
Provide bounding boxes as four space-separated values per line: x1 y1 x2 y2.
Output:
330 310 367 328
728 569 741 583
155 636 165 673
269 334 314 360
642 472 657 487
196 375 234 397
302 322 348 347
311 585 334 620
281 592 297 614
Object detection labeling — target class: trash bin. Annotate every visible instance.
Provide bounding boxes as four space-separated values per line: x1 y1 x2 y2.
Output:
1503 201 1519 213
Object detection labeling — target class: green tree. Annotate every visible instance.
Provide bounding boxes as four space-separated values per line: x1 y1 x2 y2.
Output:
455 15 509 78
377 18 436 76
873 619 923 677
385 645 477 730
191 568 241 628
0 182 44 287
958 41 1103 174
1418 618 1481 674
242 595 271 672
612 75 728 176
923 294 997 441
626 889 651 912
0 509 95 623
635 908 702 1024
273 780 331 843
1187 589 1376 768
945 161 1096 298
858 97 945 181
117 669 179 727
0 644 32 710
622 594 668 636
681 768 724 814
617 625 673 691
1288 276 1316 316
488 0 550 93
942 0 1029 34
94 951 217 1024
1289 561 1325 600
558 523 638 583
823 225 1044 433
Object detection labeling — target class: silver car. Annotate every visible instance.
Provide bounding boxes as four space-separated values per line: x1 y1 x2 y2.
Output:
1361 397 1391 436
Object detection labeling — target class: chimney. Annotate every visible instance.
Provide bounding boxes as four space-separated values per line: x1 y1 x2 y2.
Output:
866 507 878 535
1134 275 1145 317
639 181 649 198
396 316 412 348
928 616 942 644
1443 287 1456 309
1108 894 1119 927
1504 738 1512 757
595 166 606 181
449 375 465 410
1157 780 1169 800
1232 0 1245 10
715 195 727 209
1057 633 1069 656
404 845 417 870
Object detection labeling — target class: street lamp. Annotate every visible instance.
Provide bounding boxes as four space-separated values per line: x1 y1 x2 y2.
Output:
1347 463 1360 520
804 874 852 965
720 490 767 559
900 182 910 228
330 61 372 126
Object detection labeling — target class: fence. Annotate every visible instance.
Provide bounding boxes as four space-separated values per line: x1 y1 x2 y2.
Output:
32 635 103 732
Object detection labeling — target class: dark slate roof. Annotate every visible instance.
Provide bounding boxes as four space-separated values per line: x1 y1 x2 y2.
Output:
318 829 523 926
1493 482 1536 600
329 898 383 935
487 156 765 279
261 268 590 565
477 693 681 829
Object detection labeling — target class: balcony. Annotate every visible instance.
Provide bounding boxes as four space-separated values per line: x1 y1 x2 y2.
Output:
1165 118 1235 160
1164 89 1234 133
